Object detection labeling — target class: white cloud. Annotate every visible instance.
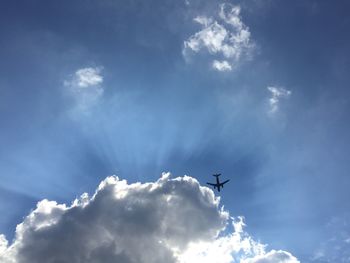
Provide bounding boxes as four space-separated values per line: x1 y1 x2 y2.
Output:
178 217 266 263
193 16 213 27
183 3 253 71
241 250 299 263
267 86 291 113
0 174 298 263
64 66 104 112
213 60 232 71
75 67 103 88
0 235 8 255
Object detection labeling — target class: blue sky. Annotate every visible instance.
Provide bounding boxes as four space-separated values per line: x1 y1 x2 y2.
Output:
1 0 350 262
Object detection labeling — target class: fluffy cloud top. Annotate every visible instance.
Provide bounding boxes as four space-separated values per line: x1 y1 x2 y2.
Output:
0 174 299 263
183 4 253 71
64 66 104 112
267 86 291 114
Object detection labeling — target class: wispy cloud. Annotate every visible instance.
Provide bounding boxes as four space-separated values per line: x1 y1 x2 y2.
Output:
212 60 232 71
74 67 103 88
311 215 350 262
0 174 299 263
64 66 104 112
183 4 254 71
267 86 291 114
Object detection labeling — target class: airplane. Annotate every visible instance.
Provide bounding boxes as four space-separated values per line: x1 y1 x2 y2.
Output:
206 173 229 192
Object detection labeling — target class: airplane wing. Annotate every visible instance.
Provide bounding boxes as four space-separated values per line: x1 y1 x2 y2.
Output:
206 183 216 186
220 180 230 186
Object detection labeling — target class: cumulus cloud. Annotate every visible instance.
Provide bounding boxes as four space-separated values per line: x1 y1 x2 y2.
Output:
183 3 253 71
267 86 291 113
0 235 8 255
64 66 104 112
0 174 298 263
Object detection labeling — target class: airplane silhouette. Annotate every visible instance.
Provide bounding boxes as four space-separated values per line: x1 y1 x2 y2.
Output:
206 173 229 192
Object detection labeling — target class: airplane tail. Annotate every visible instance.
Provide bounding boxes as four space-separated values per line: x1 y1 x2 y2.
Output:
213 173 221 177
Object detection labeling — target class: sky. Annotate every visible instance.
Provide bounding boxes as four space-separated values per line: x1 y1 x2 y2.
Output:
0 0 350 262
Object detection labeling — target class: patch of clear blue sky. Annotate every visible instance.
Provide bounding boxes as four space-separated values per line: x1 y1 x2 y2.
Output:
1 0 350 261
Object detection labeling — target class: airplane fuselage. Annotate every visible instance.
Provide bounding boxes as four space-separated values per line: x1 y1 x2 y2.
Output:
216 176 221 191
207 174 229 192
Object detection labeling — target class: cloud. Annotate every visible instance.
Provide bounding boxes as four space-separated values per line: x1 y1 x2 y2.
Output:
0 235 8 255
64 66 104 112
183 3 254 71
178 217 265 263
310 215 350 262
179 217 299 263
0 174 298 263
74 67 103 88
213 60 232 71
267 86 291 113
241 250 299 263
